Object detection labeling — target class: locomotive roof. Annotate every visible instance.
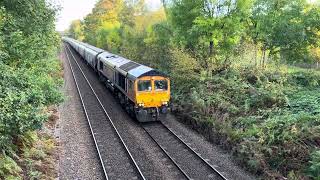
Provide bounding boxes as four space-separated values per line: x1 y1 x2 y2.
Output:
99 54 166 79
64 37 167 79
99 52 131 67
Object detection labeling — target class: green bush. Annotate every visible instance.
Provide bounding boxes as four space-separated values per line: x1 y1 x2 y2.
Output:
0 1 63 178
175 65 320 178
0 155 22 179
307 150 320 179
0 60 63 152
289 70 320 87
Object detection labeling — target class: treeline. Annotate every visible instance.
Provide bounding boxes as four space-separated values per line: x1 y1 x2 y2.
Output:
69 0 320 179
69 0 320 70
0 0 62 178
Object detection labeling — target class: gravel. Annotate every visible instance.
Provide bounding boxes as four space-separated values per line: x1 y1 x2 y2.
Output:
61 44 257 180
68 46 186 180
143 122 222 180
58 48 104 180
162 114 257 180
66 45 143 179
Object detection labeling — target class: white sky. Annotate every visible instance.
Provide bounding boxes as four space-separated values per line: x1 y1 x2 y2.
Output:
55 0 162 31
308 0 319 4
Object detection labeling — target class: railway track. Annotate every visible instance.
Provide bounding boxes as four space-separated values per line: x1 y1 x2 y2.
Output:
64 42 229 180
66 45 193 180
64 44 146 180
142 122 228 180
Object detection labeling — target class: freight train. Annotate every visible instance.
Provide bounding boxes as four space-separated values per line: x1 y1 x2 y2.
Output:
63 37 171 122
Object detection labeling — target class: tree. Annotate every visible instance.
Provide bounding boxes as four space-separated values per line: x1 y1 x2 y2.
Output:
144 20 172 71
167 0 203 50
249 0 320 66
83 0 124 50
69 20 84 41
1 0 59 66
167 0 253 69
0 0 62 153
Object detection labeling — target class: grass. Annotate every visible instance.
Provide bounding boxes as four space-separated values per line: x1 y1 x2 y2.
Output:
173 64 320 179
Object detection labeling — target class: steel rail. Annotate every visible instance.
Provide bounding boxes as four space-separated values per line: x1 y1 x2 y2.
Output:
141 124 192 180
64 45 109 180
160 122 228 180
65 44 146 180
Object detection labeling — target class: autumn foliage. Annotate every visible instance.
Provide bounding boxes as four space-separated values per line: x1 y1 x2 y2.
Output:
69 0 320 178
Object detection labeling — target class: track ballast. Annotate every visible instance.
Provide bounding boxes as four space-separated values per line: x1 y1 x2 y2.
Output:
142 122 228 180
64 41 229 180
64 44 145 180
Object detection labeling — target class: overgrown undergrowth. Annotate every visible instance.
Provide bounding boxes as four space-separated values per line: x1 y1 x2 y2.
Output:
0 1 63 179
173 66 320 179
0 129 58 179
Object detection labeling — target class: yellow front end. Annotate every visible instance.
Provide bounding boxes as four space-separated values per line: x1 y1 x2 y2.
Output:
134 76 170 121
135 76 170 108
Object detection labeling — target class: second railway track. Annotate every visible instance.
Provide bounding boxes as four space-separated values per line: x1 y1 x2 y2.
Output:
64 44 145 180
142 122 228 180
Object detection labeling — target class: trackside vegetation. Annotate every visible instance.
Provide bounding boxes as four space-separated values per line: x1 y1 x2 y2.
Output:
0 0 63 179
69 0 320 178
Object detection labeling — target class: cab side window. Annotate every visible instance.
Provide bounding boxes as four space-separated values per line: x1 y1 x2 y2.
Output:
99 61 103 70
128 80 133 90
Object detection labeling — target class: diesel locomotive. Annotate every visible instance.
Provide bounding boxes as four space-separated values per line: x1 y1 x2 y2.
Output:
63 37 170 122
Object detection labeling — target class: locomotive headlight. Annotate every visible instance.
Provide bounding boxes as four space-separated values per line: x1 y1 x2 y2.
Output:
138 103 144 107
162 101 168 105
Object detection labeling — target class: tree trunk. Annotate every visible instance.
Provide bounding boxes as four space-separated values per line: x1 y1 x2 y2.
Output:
266 48 273 66
259 52 263 67
254 43 258 67
224 55 229 66
262 50 266 68
209 41 213 56
207 40 214 70
262 47 266 68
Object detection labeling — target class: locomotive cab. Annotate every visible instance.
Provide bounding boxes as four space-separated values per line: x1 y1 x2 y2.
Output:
135 76 170 122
